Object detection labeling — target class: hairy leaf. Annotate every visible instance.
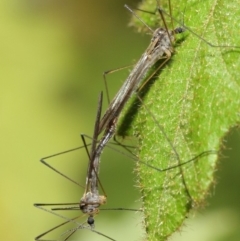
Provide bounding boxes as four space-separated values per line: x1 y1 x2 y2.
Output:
117 0 240 240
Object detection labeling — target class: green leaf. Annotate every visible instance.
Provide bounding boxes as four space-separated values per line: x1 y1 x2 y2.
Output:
117 0 240 240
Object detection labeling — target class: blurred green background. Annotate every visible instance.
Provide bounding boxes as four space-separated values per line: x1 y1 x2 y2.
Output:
0 0 239 240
